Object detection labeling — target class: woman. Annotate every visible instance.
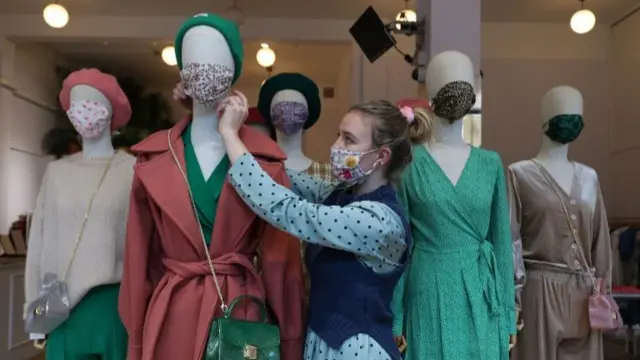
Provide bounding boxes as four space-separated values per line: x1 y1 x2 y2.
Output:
216 91 427 360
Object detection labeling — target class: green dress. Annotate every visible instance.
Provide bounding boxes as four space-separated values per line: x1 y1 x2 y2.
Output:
183 124 230 244
46 284 127 360
391 146 516 360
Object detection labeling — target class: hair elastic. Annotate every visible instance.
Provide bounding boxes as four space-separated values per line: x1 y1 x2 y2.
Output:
399 106 415 123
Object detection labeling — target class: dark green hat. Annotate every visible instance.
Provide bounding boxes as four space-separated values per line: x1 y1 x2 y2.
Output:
174 13 244 83
257 73 321 131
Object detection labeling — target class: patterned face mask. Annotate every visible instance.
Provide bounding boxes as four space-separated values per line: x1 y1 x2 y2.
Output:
431 81 476 122
330 147 381 185
270 101 309 136
180 63 233 108
544 114 584 144
67 100 110 139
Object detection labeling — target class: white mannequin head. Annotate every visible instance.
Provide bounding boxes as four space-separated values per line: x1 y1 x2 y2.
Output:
270 89 309 136
425 51 476 123
181 25 235 108
67 84 113 139
541 86 583 124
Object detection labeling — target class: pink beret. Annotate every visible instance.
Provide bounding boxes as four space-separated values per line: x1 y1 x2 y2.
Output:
59 68 132 131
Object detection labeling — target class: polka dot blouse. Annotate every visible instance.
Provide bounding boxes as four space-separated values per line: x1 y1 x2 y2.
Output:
228 153 407 360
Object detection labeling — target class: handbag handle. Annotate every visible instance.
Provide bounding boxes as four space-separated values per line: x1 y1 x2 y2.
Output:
225 295 269 323
531 160 599 294
167 130 228 312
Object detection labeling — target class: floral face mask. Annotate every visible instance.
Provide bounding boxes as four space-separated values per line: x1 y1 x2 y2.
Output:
330 147 381 184
270 101 309 136
67 100 110 139
543 114 584 144
180 63 233 108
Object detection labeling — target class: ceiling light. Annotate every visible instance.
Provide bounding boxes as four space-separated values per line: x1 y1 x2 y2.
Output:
161 46 177 66
261 43 269 49
570 8 596 34
395 9 417 30
224 1 245 27
256 46 276 68
43 3 69 29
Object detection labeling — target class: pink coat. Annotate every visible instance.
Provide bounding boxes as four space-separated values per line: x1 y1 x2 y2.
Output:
119 116 306 360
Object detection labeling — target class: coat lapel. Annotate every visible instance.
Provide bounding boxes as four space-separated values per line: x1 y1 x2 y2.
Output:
132 116 204 254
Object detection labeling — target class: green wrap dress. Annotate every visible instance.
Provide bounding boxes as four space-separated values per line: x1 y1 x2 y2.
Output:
391 146 516 360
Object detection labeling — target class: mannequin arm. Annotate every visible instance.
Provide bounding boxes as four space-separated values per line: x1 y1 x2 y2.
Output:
489 155 517 338
506 168 526 313
259 162 306 360
24 166 50 325
591 178 612 291
285 168 336 203
119 171 155 360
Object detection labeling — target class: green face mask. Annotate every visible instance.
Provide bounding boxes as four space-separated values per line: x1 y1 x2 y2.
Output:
543 114 584 144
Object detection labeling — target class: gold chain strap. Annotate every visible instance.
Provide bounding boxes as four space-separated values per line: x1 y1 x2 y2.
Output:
167 129 228 313
61 153 116 281
531 160 598 292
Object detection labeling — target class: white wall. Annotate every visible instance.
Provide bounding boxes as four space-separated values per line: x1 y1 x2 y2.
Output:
0 43 59 232
611 12 640 217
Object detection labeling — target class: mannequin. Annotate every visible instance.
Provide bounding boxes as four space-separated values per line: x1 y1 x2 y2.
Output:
25 68 134 359
509 86 610 360
118 13 305 360
258 72 332 181
391 51 516 360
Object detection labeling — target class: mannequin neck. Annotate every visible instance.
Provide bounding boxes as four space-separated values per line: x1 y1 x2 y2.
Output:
81 130 115 159
535 136 569 163
431 117 465 145
191 100 221 143
276 130 311 170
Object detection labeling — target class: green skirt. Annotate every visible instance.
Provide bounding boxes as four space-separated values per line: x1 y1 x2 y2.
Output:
46 284 128 360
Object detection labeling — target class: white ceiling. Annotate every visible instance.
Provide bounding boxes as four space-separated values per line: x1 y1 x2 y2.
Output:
0 0 637 23
43 40 351 89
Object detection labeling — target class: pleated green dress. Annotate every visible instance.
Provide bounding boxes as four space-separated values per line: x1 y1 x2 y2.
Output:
391 146 516 360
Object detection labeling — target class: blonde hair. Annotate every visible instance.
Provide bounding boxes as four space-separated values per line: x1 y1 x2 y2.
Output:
409 107 435 144
349 100 435 180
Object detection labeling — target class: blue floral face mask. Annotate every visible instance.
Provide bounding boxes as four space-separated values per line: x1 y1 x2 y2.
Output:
543 114 584 144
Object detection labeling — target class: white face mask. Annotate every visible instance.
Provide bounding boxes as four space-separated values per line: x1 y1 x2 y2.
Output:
66 100 110 139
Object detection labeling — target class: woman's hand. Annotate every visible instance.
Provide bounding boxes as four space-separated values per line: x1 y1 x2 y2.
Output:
218 90 249 136
395 336 407 353
172 82 192 110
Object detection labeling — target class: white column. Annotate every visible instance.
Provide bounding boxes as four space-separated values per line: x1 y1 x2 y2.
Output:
417 0 481 80
0 38 16 232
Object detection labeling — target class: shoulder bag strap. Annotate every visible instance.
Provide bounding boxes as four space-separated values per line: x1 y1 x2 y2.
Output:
62 152 116 281
167 129 228 313
530 160 598 293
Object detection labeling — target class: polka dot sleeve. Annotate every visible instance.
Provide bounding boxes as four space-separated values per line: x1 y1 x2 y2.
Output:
229 153 407 266
284 168 337 203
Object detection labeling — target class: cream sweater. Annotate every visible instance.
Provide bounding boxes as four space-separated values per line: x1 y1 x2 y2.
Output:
24 151 135 312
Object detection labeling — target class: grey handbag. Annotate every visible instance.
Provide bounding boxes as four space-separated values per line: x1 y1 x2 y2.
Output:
24 153 115 335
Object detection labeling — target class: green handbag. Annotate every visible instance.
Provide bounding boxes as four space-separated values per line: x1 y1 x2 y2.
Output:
204 295 280 360
168 136 281 360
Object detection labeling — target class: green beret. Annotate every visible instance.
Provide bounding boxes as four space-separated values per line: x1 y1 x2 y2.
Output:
174 13 244 83
258 73 321 131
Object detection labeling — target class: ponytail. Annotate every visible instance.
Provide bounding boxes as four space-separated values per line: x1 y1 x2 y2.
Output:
408 107 434 144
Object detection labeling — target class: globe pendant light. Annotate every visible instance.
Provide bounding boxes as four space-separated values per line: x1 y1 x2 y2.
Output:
256 43 276 68
161 46 177 66
43 2 69 29
570 0 596 34
395 0 417 30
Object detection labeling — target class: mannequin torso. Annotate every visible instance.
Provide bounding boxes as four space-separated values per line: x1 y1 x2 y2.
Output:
69 84 115 158
272 89 312 171
532 86 584 194
182 25 234 180
423 51 474 186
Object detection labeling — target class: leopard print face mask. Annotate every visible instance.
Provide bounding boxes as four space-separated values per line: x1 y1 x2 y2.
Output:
431 81 476 122
180 63 233 108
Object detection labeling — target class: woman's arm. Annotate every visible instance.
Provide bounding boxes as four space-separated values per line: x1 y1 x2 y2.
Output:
227 152 406 264
285 168 337 203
